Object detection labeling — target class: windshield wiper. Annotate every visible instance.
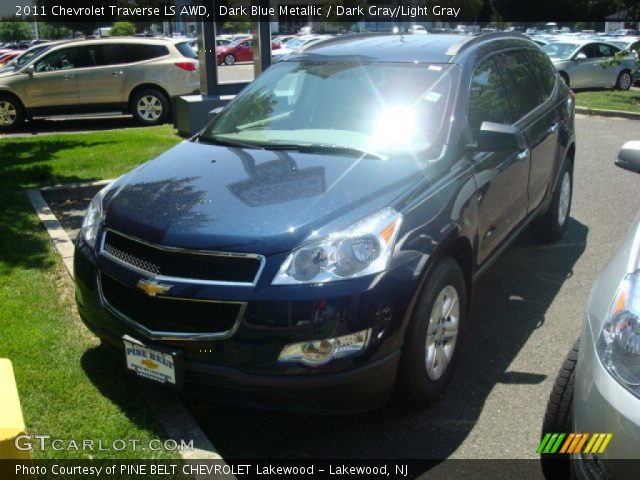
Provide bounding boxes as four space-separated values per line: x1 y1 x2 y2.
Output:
265 143 387 160
195 135 265 150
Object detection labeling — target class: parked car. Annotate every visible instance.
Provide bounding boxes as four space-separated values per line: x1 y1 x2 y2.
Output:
74 33 575 413
408 25 428 35
542 39 635 89
605 36 640 54
0 37 200 131
217 37 282 65
271 35 330 62
542 142 640 479
0 51 22 65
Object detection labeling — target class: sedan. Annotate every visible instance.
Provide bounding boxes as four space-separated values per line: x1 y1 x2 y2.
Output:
542 142 640 479
542 39 636 89
216 37 281 65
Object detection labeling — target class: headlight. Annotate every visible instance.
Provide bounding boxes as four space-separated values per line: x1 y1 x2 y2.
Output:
278 329 372 366
596 270 640 396
272 208 402 285
80 185 110 249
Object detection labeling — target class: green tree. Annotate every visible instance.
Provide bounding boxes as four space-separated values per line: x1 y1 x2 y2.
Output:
110 21 137 36
222 16 251 34
0 22 34 42
38 22 72 40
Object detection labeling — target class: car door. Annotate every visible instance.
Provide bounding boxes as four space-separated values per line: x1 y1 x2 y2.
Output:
468 56 530 264
504 48 560 211
565 43 600 88
592 43 622 86
24 46 79 109
75 43 128 106
238 39 253 62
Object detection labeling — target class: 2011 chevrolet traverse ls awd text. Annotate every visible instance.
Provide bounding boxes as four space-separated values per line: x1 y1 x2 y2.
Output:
74 33 576 413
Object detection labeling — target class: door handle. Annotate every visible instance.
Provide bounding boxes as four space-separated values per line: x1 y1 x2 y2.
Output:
516 149 530 161
111 70 124 76
548 122 559 134
63 74 76 79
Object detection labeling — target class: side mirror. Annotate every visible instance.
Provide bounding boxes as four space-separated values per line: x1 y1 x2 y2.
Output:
207 106 224 122
24 65 34 76
574 52 587 61
616 141 640 174
467 122 526 153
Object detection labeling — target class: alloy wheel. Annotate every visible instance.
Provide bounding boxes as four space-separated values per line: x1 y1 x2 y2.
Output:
425 285 459 381
224 55 235 65
558 171 571 226
0 101 17 126
136 96 163 122
619 72 632 90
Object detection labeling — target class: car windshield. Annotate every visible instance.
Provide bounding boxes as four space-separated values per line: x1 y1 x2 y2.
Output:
542 42 579 59
200 61 459 158
227 38 248 48
285 38 309 49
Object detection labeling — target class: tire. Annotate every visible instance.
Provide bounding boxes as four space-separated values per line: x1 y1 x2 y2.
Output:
396 256 467 408
540 339 579 479
616 69 632 90
0 94 25 132
559 72 570 88
224 54 236 66
130 88 170 126
530 158 572 243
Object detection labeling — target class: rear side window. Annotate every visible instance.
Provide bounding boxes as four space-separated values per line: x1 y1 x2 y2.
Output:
495 50 541 120
526 49 557 101
175 41 198 59
468 57 513 140
122 44 169 63
595 43 618 58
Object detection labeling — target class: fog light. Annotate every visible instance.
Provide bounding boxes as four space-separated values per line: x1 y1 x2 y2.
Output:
278 329 372 366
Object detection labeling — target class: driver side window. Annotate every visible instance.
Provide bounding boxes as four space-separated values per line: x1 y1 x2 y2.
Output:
468 57 513 141
35 47 77 72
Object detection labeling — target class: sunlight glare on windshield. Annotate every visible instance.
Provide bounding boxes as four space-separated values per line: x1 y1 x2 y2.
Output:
370 105 418 149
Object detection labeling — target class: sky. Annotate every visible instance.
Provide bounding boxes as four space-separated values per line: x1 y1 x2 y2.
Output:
1 1 36 20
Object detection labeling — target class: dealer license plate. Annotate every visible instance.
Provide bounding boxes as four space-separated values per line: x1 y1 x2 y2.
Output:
123 338 177 385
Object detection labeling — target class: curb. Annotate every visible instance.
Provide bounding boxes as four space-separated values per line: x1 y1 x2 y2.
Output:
575 106 640 120
27 180 228 476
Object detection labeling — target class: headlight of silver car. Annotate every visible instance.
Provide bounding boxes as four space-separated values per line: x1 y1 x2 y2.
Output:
272 208 402 285
596 270 640 395
80 185 111 249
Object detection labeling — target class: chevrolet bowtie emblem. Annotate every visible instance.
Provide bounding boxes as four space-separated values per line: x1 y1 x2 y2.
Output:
136 279 172 297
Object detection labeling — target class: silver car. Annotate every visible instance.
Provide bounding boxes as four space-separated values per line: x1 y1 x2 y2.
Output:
0 37 200 131
542 39 635 90
542 142 640 479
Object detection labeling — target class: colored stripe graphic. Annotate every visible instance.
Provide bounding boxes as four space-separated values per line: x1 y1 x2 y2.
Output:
598 434 613 454
559 433 575 453
539 433 613 454
536 433 552 454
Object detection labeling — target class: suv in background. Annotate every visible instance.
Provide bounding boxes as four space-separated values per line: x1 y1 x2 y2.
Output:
0 37 200 131
75 33 575 413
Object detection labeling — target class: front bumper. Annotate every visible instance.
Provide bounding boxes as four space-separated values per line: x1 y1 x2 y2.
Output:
74 232 420 413
572 319 640 478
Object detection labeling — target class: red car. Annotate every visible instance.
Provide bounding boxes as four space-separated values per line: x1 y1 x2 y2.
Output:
216 37 280 65
0 51 22 65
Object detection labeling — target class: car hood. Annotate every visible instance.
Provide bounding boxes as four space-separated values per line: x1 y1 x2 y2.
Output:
104 141 429 255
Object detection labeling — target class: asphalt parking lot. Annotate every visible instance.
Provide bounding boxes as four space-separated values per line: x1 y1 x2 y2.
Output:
45 115 640 460
183 115 640 460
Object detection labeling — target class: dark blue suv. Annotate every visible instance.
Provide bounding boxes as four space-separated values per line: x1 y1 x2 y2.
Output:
74 33 575 413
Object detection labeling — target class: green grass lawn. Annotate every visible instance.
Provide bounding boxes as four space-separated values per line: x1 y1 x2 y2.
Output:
0 125 183 460
575 89 640 112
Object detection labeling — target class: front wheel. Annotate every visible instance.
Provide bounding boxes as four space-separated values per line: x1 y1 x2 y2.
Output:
540 339 579 479
395 256 466 408
530 159 572 243
616 70 632 90
224 54 236 66
130 89 170 126
0 94 25 132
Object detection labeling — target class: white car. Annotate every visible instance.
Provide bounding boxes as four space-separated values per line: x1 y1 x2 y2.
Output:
271 35 331 62
408 25 428 35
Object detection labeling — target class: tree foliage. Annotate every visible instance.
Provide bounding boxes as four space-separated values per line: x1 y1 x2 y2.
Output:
0 22 34 42
110 21 137 36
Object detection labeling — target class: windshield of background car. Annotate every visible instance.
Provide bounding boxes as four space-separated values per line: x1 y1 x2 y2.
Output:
542 42 579 59
202 61 459 157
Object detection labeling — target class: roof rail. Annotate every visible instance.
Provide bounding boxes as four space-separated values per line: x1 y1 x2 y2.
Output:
452 31 532 55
